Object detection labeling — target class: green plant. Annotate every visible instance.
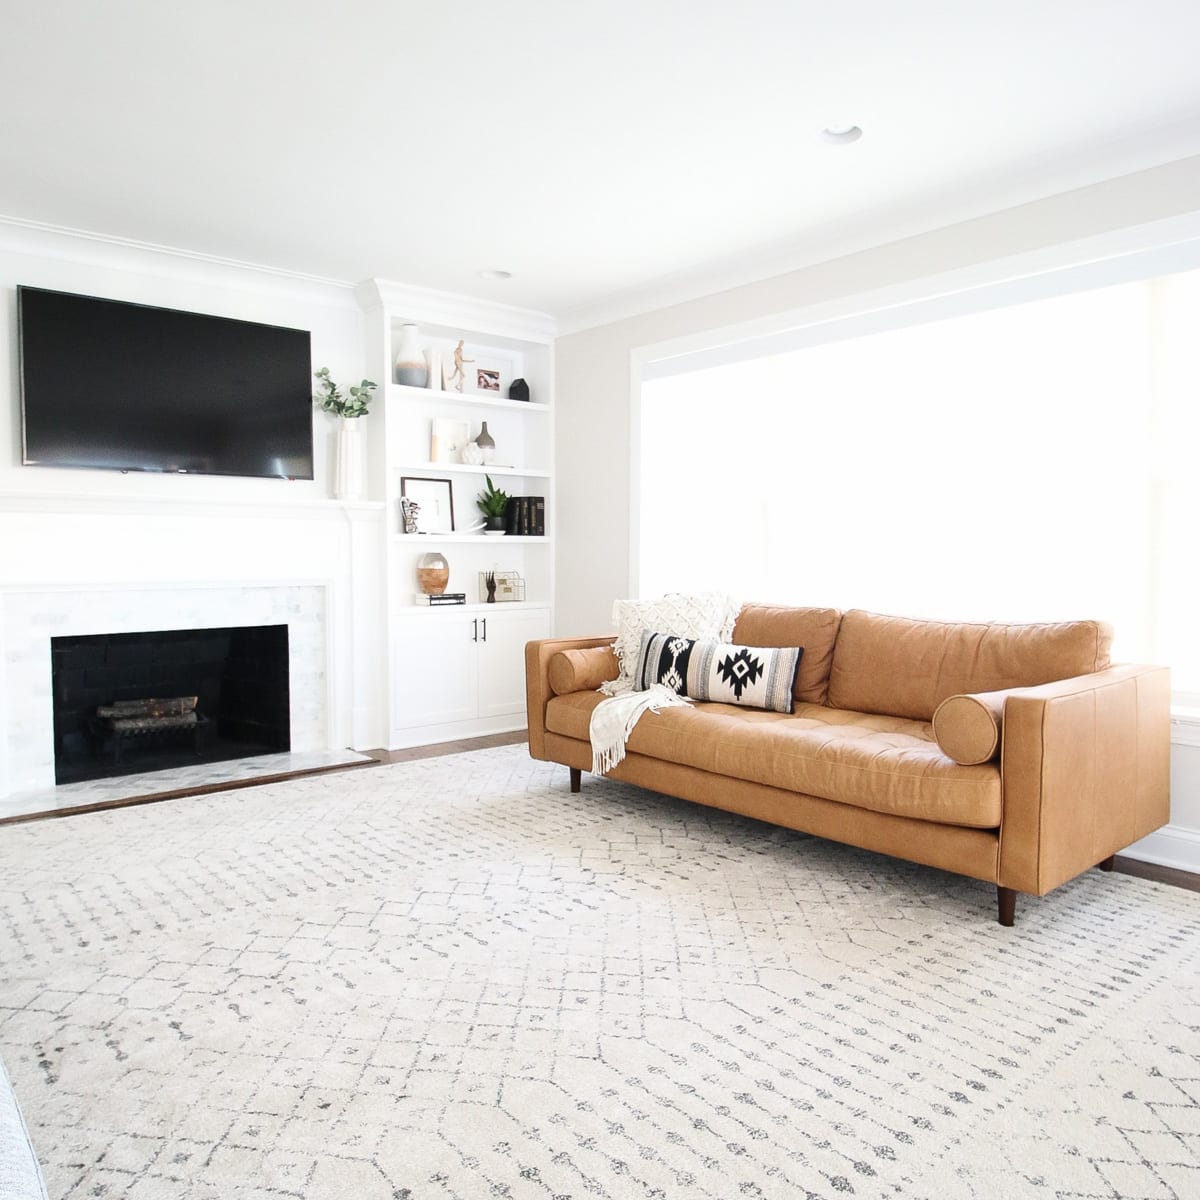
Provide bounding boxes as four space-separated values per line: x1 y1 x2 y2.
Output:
313 367 376 418
476 474 510 518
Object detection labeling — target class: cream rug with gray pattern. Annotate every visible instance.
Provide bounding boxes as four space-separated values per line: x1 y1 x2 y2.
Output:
1 745 1198 1200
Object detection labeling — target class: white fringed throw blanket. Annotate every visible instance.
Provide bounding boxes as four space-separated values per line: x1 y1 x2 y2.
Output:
588 684 692 775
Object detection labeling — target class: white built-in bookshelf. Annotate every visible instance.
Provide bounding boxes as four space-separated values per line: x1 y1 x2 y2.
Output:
356 280 555 747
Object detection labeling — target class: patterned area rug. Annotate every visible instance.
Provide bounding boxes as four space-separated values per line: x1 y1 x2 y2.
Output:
1 745 1198 1200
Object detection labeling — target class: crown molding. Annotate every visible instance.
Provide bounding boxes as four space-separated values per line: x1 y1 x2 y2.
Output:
356 278 556 344
0 215 359 309
555 149 1200 337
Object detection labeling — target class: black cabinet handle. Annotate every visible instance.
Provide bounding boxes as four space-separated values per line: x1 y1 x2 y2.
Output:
482 618 487 642
472 618 478 642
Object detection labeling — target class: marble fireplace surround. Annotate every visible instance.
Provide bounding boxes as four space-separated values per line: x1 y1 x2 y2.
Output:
0 581 331 797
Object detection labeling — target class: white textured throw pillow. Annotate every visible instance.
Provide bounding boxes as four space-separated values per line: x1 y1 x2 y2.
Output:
602 592 741 695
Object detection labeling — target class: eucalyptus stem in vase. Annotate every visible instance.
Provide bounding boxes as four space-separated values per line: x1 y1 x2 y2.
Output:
313 368 377 501
313 367 377 418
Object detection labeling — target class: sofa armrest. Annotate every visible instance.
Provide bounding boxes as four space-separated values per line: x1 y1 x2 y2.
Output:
999 664 1170 895
525 635 617 760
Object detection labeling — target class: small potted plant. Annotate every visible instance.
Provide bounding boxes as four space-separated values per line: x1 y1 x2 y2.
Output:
476 474 510 533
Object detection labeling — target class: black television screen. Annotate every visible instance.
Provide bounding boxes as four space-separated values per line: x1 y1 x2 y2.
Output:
18 286 314 480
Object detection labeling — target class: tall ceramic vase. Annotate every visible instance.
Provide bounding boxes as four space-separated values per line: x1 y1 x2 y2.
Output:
475 421 496 464
394 324 428 387
334 417 366 501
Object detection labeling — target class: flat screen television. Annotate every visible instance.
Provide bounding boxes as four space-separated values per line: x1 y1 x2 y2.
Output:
18 286 314 480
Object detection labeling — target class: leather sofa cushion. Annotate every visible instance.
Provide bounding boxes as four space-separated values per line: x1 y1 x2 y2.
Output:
827 610 1113 721
547 691 1001 828
732 604 842 705
548 646 619 695
932 690 1007 764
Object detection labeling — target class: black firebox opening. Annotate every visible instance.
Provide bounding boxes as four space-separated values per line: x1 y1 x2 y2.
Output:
51 624 291 785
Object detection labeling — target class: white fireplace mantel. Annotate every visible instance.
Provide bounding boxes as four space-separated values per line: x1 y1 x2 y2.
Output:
1 581 336 797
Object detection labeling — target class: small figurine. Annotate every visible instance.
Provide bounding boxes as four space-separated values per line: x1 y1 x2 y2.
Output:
485 571 497 603
445 340 474 393
400 497 420 534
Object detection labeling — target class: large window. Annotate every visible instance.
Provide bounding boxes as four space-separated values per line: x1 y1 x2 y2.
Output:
639 270 1200 695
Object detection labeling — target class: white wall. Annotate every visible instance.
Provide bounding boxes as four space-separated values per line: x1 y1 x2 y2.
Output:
0 223 386 757
555 153 1200 873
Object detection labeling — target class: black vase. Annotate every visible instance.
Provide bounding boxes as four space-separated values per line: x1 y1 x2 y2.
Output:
508 378 530 403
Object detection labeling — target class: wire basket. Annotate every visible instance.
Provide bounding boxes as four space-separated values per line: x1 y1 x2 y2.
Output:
478 570 526 603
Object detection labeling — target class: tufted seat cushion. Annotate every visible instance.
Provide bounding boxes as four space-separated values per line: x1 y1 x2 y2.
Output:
546 692 1001 828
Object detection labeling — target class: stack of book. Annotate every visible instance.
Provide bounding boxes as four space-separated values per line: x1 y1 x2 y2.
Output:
414 592 467 606
504 495 545 536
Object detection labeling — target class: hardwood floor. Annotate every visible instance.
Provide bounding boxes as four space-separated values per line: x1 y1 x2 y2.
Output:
1112 854 1200 893
364 730 527 764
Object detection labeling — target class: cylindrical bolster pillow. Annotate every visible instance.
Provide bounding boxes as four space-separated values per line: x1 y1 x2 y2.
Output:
548 647 620 695
932 690 1007 764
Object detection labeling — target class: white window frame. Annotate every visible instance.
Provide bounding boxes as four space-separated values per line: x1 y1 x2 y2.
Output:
628 209 1200 735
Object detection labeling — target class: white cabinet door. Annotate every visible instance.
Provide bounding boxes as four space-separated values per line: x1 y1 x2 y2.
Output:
476 609 552 719
392 615 478 729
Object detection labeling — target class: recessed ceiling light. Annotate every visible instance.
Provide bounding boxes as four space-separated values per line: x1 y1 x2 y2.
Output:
821 124 863 145
478 269 513 281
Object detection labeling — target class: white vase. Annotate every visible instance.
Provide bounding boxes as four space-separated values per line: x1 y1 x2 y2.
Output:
394 324 428 387
334 417 366 501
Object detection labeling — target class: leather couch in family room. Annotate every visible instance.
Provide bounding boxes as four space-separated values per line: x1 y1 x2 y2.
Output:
525 605 1171 925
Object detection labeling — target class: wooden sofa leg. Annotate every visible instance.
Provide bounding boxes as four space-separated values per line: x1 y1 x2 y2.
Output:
1098 854 1115 872
997 886 1017 927
569 767 581 793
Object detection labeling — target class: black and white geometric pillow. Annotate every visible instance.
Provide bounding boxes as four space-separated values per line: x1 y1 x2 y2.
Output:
634 631 802 714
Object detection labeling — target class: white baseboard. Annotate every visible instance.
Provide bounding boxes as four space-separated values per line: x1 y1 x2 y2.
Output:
1122 824 1200 875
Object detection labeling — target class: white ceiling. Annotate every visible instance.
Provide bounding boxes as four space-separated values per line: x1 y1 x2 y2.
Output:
4 1 1200 326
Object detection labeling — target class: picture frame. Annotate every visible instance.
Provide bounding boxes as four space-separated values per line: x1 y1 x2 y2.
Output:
430 417 471 463
468 353 510 396
400 476 455 534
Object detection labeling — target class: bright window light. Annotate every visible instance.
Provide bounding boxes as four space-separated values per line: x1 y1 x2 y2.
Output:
639 271 1200 693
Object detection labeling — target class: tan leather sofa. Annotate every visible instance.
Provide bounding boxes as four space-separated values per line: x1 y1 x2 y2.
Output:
525 605 1171 925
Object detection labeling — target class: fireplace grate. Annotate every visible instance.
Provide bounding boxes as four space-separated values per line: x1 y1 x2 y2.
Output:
91 695 210 765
